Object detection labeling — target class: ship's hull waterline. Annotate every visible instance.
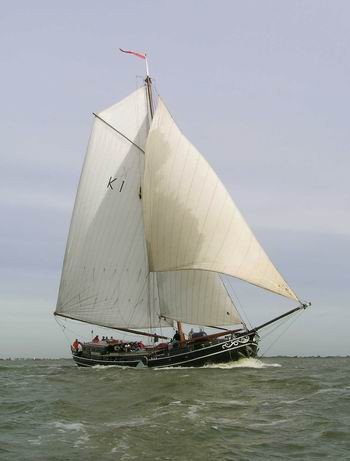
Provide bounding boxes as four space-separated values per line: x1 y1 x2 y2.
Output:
72 333 259 368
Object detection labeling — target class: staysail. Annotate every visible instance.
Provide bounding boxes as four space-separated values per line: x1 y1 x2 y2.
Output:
55 87 170 328
157 270 242 326
143 99 298 301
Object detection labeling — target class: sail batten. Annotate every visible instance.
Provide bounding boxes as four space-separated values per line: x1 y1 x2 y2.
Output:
143 99 298 302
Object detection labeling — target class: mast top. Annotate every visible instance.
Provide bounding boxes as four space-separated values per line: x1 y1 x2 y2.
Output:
119 48 149 76
118 48 152 114
145 55 150 77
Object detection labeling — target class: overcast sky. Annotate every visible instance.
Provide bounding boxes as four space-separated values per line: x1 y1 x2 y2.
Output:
1 1 349 358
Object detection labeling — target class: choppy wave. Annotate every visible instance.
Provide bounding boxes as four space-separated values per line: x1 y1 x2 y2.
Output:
1 357 349 461
85 357 282 371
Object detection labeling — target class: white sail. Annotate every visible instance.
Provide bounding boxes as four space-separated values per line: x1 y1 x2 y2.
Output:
56 88 170 329
157 270 242 326
143 99 298 301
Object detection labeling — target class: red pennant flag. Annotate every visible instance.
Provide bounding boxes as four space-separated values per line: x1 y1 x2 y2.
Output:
119 48 146 60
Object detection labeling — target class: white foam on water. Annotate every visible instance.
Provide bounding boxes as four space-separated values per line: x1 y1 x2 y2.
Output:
249 418 289 428
262 362 282 368
51 421 90 448
105 417 147 429
89 363 149 371
154 358 281 370
28 436 42 446
73 431 90 448
205 398 248 407
111 435 130 455
203 357 281 369
53 421 85 431
90 364 131 370
153 366 179 371
81 358 281 371
183 404 203 420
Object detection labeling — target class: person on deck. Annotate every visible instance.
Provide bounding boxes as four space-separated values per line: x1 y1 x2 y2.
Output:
170 330 181 350
92 335 99 343
173 331 181 342
72 339 79 351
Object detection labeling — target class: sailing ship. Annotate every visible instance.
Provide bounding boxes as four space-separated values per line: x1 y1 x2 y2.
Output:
54 53 310 368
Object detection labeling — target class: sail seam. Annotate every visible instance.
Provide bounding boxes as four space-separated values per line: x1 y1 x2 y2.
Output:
93 113 145 154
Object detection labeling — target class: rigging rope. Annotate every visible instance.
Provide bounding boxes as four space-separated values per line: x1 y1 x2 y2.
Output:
54 316 92 343
54 317 71 346
55 315 138 344
93 113 145 154
225 276 253 329
259 310 304 357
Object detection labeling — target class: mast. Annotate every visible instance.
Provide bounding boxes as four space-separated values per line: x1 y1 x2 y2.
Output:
176 321 185 344
145 76 154 118
144 60 183 344
145 56 154 119
144 58 159 338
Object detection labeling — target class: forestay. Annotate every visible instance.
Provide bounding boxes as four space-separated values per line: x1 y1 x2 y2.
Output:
56 88 169 329
143 99 298 301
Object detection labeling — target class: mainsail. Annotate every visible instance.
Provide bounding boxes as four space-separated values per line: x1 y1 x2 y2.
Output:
55 87 167 328
55 87 242 329
143 99 298 302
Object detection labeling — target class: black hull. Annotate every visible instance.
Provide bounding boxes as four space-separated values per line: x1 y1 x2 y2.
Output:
72 334 259 368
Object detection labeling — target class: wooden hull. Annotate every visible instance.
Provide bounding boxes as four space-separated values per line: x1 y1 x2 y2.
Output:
72 333 259 368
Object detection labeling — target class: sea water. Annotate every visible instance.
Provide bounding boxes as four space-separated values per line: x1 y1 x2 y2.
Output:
0 357 349 460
